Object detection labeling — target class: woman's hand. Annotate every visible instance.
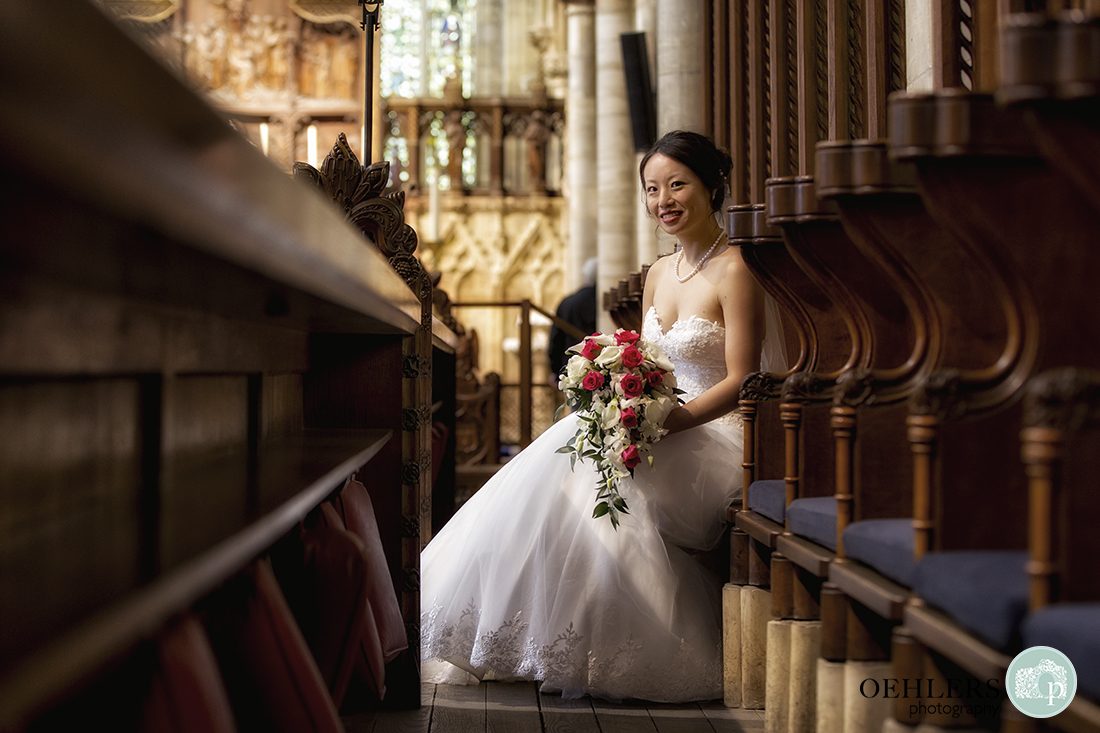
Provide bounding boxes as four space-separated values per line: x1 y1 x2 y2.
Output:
662 406 691 435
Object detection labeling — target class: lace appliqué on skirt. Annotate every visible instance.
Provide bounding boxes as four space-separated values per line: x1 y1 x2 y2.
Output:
421 601 722 702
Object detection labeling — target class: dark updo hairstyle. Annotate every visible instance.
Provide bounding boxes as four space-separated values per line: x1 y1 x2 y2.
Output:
639 130 733 213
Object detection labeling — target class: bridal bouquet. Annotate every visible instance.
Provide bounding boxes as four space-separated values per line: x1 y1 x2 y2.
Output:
555 329 683 527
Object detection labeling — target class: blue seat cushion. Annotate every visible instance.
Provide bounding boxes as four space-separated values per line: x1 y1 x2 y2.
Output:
1023 603 1100 703
913 551 1029 650
746 480 786 524
786 497 837 551
842 519 916 588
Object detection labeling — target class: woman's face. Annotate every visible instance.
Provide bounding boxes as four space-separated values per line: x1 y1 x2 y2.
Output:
643 153 714 241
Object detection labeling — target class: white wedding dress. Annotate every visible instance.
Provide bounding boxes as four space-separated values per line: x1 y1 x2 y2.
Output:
420 305 775 702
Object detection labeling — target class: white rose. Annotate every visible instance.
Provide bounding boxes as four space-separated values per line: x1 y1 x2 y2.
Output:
594 345 623 369
566 356 591 382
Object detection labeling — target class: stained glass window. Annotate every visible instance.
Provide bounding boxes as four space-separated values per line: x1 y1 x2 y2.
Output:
380 0 477 99
380 3 422 98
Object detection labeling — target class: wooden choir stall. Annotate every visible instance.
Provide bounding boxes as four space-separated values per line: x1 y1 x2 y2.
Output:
0 2 456 731
606 2 1100 732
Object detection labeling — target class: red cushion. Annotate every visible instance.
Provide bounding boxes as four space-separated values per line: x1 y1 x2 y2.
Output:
282 503 370 708
335 480 408 662
142 614 238 733
204 560 344 733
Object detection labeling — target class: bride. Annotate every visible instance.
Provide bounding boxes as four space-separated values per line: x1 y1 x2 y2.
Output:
420 130 781 703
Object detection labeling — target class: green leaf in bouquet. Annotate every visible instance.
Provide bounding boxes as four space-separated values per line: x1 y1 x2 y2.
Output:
555 445 575 454
570 453 577 471
613 496 630 514
592 502 610 518
554 402 567 421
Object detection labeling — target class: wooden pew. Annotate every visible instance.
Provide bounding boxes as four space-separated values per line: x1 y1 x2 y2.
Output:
730 203 820 590
733 175 921 714
883 89 1100 728
999 13 1100 730
0 1 456 727
813 137 1018 622
762 178 916 567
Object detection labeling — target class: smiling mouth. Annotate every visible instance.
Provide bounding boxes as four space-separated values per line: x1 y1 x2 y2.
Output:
659 211 682 224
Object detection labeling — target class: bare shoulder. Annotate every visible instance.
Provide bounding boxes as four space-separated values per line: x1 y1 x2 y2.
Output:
710 245 751 279
715 247 758 301
650 252 674 274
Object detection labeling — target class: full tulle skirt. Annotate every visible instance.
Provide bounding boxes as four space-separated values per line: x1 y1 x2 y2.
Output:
419 412 743 703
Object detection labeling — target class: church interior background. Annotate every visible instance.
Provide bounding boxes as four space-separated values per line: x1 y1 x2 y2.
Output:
11 0 1100 730
100 0 574 447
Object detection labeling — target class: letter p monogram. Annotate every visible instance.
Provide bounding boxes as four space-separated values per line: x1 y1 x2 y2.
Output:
1048 682 1065 706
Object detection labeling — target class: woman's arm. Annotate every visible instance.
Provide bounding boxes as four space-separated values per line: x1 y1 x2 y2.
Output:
662 250 764 434
641 255 663 322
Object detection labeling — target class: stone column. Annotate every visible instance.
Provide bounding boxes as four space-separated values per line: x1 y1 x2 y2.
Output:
595 0 635 334
634 0 660 268
655 0 706 135
564 0 598 290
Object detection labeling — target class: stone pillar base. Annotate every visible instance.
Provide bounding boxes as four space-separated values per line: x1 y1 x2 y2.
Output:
789 620 821 732
843 660 892 733
816 658 845 733
741 586 771 709
723 583 743 707
765 619 793 732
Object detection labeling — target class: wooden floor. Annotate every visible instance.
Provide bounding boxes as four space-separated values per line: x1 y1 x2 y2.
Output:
343 681 765 733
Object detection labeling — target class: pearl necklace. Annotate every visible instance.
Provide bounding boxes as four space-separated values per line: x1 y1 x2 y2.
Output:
674 230 725 283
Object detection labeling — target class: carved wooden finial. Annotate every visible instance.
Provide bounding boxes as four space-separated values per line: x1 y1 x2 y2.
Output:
294 132 424 290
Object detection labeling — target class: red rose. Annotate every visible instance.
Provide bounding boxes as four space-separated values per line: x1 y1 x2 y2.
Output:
620 407 639 428
619 373 644 398
580 339 602 360
622 444 641 470
615 330 641 346
620 345 644 369
645 370 664 387
581 370 605 391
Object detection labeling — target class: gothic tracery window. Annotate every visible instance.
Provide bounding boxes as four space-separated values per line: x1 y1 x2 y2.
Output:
381 0 478 190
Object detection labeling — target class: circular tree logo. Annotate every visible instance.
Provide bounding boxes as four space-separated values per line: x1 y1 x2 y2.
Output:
1006 646 1077 718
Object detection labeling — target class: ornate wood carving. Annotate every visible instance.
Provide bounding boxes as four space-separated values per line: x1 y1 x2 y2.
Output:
741 370 785 401
782 370 833 403
1023 367 1100 433
834 367 876 408
909 369 966 420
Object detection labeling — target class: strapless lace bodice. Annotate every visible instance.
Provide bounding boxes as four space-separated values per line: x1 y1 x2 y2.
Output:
643 307 728 401
643 307 740 428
